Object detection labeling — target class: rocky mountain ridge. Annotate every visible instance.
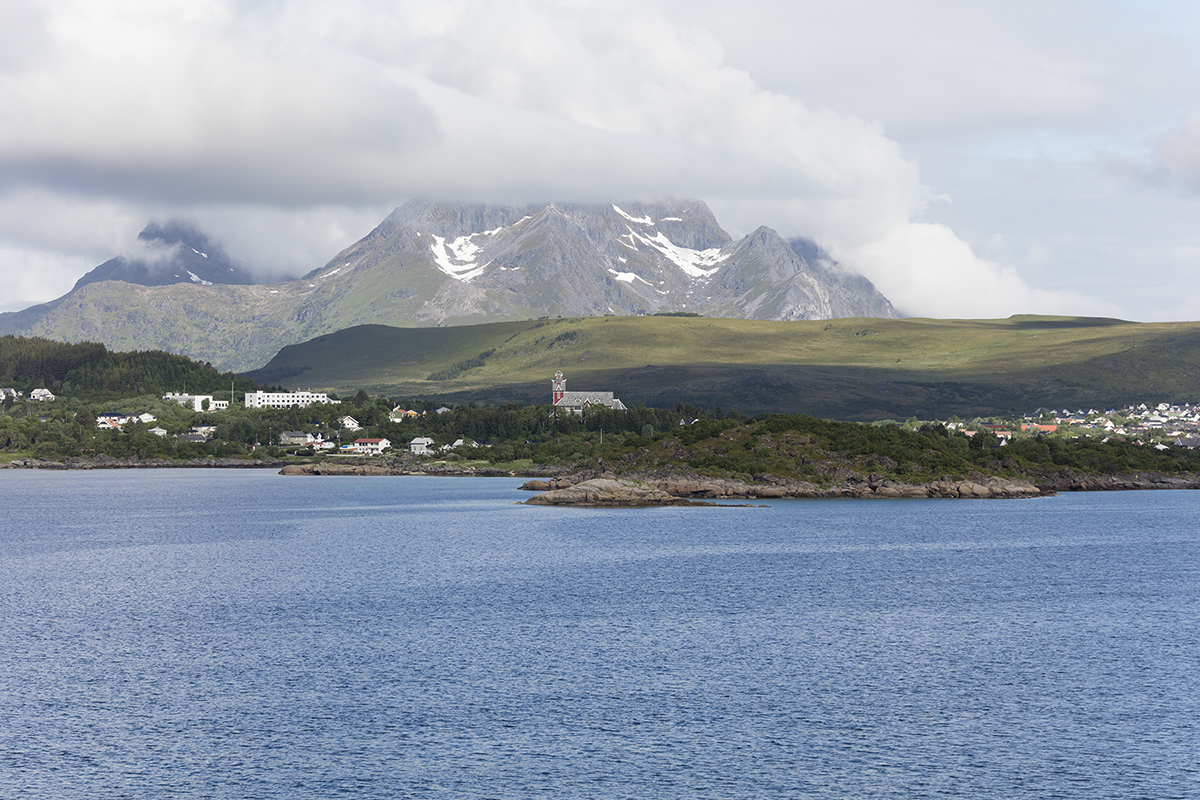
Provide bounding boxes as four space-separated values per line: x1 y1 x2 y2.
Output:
1 199 896 371
323 198 896 322
75 221 257 291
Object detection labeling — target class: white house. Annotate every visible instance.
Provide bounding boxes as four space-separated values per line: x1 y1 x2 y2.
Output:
281 431 335 448
440 438 484 452
409 436 435 455
30 388 55 402
339 415 362 431
353 437 391 455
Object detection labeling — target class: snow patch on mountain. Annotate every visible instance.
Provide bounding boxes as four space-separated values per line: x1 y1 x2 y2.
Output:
186 270 213 286
430 233 494 282
613 205 653 225
629 230 727 278
607 268 652 286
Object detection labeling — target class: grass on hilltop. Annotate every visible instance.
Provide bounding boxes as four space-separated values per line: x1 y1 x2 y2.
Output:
241 315 1200 419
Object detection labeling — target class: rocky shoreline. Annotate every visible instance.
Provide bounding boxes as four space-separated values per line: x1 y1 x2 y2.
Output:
7 455 1200 506
518 478 755 507
517 473 1049 504
1031 468 1200 493
0 454 292 470
277 461 532 477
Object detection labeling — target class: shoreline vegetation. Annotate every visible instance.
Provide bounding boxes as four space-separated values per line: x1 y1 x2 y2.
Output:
7 450 1200 505
7 333 1200 504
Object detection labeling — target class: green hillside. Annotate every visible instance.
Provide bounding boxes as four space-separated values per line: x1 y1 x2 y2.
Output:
242 315 1200 419
1 335 257 400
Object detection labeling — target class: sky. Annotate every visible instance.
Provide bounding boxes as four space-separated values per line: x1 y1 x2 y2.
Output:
3 0 1200 321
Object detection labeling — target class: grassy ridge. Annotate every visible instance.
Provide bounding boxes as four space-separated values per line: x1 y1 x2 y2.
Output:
242 315 1200 419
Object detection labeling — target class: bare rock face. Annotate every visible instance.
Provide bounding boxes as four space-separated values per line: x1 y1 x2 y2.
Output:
520 472 1049 502
521 478 708 506
2 199 896 371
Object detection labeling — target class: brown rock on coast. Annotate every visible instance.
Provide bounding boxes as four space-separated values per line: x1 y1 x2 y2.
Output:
519 478 747 507
519 473 1048 504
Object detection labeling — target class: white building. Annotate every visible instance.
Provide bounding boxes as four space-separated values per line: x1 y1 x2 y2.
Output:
440 438 485 452
409 437 435 455
164 393 215 412
353 437 391 455
244 390 339 409
30 388 55 402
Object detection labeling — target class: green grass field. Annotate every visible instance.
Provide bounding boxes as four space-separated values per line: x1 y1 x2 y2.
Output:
243 315 1200 419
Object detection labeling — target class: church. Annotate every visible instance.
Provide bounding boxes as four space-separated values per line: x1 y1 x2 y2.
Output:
551 370 627 414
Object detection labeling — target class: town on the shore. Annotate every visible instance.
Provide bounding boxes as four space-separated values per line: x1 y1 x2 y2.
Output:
4 374 1200 461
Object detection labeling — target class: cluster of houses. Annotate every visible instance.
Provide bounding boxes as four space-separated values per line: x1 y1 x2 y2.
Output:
94 411 217 442
947 401 1200 450
273 373 620 456
278 432 485 456
18 369 1200 456
388 405 452 422
1025 403 1200 449
2 388 54 402
278 432 392 454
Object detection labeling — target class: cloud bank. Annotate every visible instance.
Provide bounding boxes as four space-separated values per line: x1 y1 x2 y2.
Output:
0 0 1183 319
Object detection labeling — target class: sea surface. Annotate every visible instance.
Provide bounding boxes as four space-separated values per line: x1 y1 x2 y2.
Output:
1 469 1197 799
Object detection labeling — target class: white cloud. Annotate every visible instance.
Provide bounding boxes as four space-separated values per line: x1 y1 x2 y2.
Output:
0 0 440 205
0 246 96 312
842 223 1120 319
670 0 1183 143
3 0 1193 322
1152 113 1200 189
183 205 395 279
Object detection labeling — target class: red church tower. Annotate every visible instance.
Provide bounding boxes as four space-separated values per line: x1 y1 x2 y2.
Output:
552 370 566 405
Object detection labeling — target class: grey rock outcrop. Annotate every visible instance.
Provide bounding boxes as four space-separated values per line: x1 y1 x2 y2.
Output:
520 478 737 506
518 472 1049 503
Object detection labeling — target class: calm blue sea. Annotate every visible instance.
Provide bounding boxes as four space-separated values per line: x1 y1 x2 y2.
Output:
1 469 1197 799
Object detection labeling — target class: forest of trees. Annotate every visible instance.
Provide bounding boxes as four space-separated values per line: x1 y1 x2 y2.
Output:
0 335 257 399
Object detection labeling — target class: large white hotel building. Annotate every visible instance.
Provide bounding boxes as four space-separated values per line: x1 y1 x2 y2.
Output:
243 390 340 409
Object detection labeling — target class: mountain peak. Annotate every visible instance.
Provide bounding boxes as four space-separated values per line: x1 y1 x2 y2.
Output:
302 198 895 323
72 220 257 291
4 200 897 371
